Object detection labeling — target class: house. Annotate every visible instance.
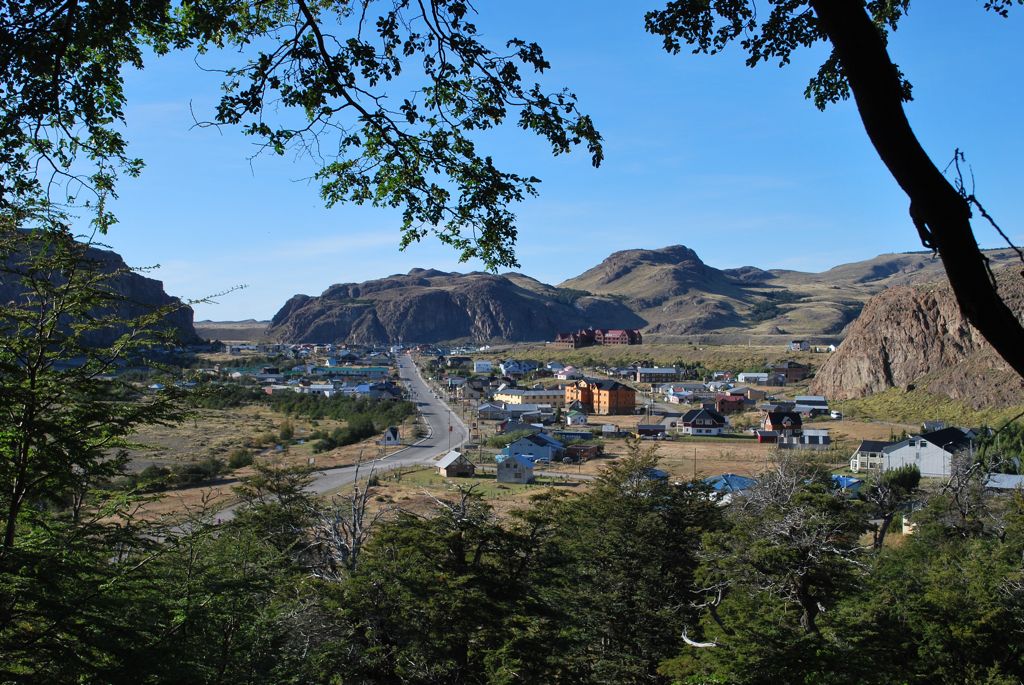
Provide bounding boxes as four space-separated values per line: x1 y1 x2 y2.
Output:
779 428 831 450
380 426 401 446
850 439 890 472
794 395 829 416
755 429 778 443
881 427 977 478
566 444 603 461
594 328 643 345
565 379 636 415
472 360 492 374
660 381 708 394
762 411 803 436
635 423 667 438
493 387 566 409
636 367 680 384
565 410 588 426
446 356 472 368
554 429 593 442
729 386 766 401
601 423 626 438
437 450 476 477
552 328 596 349
545 361 566 372
680 408 728 436
503 433 564 462
556 365 583 380
770 360 810 383
737 372 769 384
496 420 543 436
715 394 746 414
477 402 510 421
503 403 554 422
456 379 486 400
789 340 811 352
496 454 535 483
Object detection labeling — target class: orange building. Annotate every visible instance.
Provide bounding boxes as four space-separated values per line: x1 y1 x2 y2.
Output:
565 379 636 416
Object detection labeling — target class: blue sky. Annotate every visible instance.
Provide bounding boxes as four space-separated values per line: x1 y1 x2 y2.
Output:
96 1 1024 320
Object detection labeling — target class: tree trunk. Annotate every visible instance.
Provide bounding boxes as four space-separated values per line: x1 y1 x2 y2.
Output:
873 513 894 550
808 0 1024 380
796 580 820 634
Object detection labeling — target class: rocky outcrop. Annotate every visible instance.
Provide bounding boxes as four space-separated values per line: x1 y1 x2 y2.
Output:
267 270 645 344
810 268 1024 407
264 245 1024 345
0 238 199 347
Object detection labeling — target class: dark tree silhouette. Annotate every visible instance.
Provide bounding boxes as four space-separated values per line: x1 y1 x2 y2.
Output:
646 0 1024 377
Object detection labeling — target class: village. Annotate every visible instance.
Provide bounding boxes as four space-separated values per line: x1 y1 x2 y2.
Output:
186 329 1014 528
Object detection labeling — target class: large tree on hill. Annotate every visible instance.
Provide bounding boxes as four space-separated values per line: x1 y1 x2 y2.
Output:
2 0 1023 378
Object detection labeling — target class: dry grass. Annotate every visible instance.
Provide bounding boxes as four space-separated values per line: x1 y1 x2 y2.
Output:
122 405 420 522
836 387 1024 427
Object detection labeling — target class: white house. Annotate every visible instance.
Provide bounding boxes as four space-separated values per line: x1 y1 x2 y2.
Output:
380 426 401 446
556 366 582 380
881 427 976 478
737 372 769 384
850 440 889 472
680 408 727 436
565 410 588 426
779 428 831 450
473 360 493 374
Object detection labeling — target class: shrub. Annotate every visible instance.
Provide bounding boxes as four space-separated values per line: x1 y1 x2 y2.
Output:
228 448 253 469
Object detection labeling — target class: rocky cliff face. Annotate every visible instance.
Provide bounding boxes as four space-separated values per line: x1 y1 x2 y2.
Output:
267 270 646 344
810 268 1024 407
0 239 199 347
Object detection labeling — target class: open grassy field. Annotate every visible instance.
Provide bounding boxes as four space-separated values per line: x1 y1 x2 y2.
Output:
123 404 422 522
835 387 1024 428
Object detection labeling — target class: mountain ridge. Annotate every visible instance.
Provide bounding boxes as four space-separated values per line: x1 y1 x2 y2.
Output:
265 245 1022 344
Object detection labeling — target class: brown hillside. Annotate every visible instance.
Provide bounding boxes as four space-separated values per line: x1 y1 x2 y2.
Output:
810 267 1024 408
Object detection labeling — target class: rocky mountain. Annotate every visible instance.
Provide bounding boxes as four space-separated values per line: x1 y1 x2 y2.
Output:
559 245 1021 339
266 269 644 344
265 244 1021 344
0 238 199 346
810 267 1024 407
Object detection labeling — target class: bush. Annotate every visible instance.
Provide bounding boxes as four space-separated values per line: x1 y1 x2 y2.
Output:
170 457 226 485
253 432 277 447
278 419 295 442
228 448 253 469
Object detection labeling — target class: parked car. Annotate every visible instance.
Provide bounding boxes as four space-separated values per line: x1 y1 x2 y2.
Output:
830 410 843 420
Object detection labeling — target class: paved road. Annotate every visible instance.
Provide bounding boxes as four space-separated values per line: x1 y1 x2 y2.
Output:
303 352 469 494
213 352 467 523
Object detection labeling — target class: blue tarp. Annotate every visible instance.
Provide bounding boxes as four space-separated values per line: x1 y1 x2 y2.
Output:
703 473 757 493
831 475 864 491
